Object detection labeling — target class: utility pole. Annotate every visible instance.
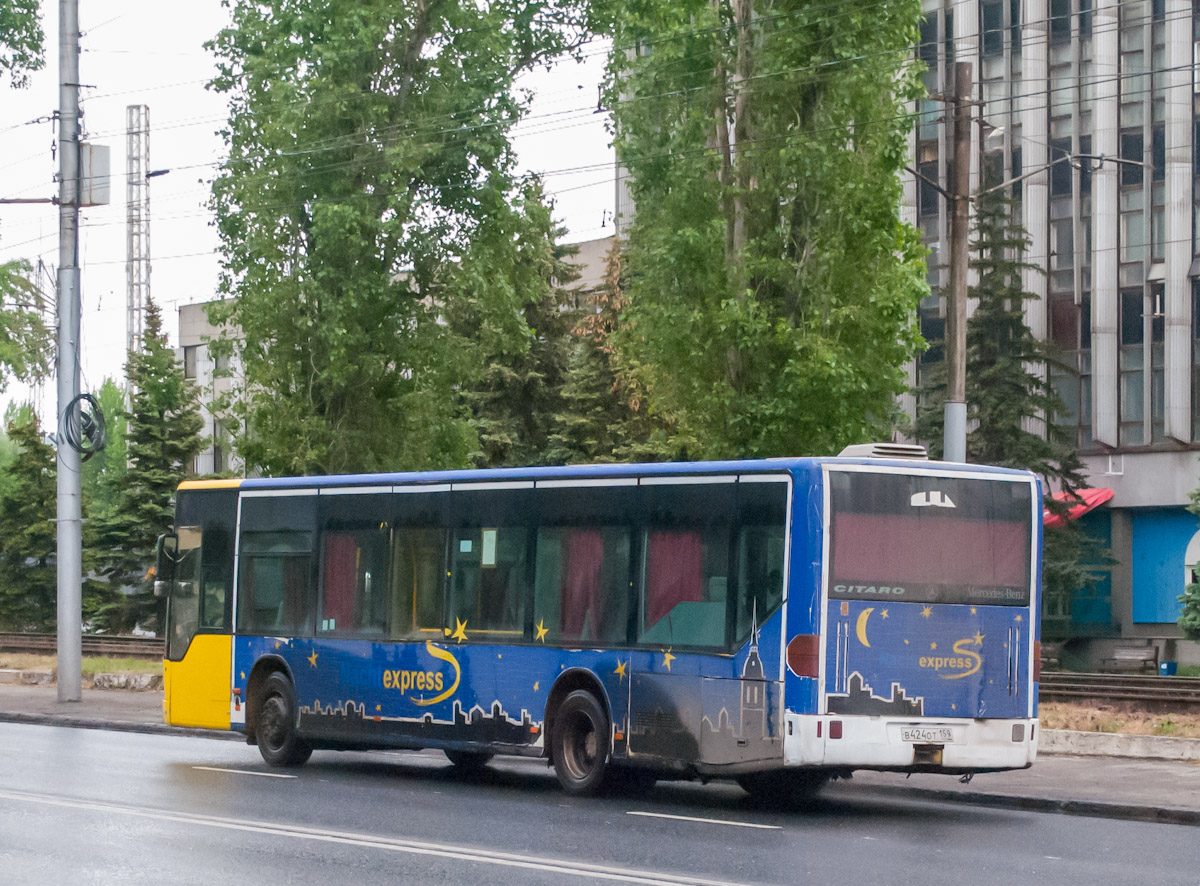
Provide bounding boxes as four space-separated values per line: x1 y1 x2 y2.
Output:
944 61 973 465
126 105 150 361
56 0 83 703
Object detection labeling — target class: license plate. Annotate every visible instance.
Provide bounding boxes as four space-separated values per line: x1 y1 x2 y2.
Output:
900 727 954 743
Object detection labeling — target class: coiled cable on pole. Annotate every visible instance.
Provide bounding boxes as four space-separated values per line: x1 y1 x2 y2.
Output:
62 392 106 461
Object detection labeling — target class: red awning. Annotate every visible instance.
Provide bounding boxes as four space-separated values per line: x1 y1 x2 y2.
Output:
1043 487 1114 528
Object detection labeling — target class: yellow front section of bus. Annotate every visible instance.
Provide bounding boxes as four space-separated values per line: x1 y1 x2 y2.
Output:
163 634 232 730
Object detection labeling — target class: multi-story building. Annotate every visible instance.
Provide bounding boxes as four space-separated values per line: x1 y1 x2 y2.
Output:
907 0 1199 665
176 301 240 476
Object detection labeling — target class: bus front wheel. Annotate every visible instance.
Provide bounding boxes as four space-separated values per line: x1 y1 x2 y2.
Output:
552 689 610 796
256 672 312 768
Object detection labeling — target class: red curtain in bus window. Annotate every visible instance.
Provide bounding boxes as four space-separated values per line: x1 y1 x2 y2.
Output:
645 530 703 627
322 533 358 629
562 530 604 639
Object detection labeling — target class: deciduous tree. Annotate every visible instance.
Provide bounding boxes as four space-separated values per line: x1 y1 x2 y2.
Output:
594 0 927 458
0 0 43 88
208 0 588 476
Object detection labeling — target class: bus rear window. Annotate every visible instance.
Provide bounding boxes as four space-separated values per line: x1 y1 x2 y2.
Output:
828 471 1033 606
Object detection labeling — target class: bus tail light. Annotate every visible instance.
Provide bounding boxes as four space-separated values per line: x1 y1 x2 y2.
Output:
1033 641 1042 681
829 720 843 740
787 634 821 678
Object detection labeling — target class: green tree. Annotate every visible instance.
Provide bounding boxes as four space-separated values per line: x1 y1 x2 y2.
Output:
914 185 1099 630
450 183 579 468
0 260 52 392
0 0 43 88
80 377 128 521
0 412 55 630
95 300 203 633
593 0 927 459
1180 488 1200 641
208 0 588 476
546 241 671 464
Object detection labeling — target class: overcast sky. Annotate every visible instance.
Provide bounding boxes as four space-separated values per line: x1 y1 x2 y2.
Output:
0 2 614 420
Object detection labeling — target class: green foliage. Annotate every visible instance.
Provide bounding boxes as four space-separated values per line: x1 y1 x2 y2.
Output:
546 242 672 464
0 260 53 391
914 185 1103 626
915 187 1086 491
0 0 43 88
1180 486 1200 641
93 300 204 633
208 0 588 476
450 182 578 468
0 413 55 630
595 0 927 458
80 378 128 521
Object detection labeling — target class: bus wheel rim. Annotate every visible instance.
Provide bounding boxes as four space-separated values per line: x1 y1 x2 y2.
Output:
563 711 597 781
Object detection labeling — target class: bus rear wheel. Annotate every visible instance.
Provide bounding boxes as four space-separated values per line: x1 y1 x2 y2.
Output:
256 672 312 767
552 689 610 796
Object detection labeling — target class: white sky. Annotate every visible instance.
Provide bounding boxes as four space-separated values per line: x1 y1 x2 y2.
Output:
0 2 615 420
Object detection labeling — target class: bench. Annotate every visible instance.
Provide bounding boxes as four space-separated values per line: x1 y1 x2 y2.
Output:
1100 645 1159 674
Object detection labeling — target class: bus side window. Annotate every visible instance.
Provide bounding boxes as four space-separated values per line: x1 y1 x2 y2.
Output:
319 529 389 636
198 526 232 630
450 526 527 636
735 480 789 641
390 528 447 639
534 526 631 645
639 482 735 650
237 531 314 635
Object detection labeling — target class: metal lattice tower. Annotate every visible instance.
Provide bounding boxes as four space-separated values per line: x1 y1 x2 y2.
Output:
126 104 150 359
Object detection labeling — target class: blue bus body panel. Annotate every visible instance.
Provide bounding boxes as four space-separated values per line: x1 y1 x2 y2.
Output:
823 601 1031 719
232 603 788 767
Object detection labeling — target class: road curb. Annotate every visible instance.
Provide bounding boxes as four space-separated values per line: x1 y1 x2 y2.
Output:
1039 728 1200 762
0 710 243 742
829 781 1200 827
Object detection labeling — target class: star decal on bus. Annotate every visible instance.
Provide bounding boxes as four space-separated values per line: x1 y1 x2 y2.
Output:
972 631 985 645
307 649 319 668
535 619 548 642
661 648 675 671
920 606 933 618
614 660 627 683
450 618 469 643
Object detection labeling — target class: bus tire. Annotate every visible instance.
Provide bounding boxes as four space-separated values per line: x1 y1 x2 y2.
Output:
552 689 610 796
256 672 312 768
738 769 828 809
444 750 493 771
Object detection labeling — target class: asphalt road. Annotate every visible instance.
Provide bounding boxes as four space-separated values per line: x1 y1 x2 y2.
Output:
0 722 1195 885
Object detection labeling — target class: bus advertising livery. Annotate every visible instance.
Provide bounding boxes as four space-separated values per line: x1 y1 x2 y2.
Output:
157 447 1042 801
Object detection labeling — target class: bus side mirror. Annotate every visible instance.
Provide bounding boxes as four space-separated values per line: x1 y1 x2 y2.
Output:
154 533 178 597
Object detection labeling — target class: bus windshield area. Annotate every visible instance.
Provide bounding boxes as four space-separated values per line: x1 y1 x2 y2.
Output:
827 470 1033 607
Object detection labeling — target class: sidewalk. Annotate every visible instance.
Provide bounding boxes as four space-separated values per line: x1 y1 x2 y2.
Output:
0 682 1195 825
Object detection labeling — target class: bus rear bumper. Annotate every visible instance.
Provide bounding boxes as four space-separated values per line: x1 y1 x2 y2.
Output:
783 714 1039 772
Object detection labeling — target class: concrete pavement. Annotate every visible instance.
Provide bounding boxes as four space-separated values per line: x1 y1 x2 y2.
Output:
0 682 1195 826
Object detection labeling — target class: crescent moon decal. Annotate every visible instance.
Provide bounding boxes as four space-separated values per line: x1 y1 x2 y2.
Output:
855 607 874 647
412 640 461 706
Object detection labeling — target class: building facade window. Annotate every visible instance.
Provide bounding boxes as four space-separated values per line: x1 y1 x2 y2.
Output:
183 345 198 380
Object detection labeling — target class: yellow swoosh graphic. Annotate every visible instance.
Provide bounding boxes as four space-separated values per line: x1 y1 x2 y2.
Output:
938 638 982 680
412 641 461 706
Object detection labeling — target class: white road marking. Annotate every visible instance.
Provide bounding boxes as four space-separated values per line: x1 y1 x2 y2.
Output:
192 766 298 779
0 788 753 886
626 811 782 830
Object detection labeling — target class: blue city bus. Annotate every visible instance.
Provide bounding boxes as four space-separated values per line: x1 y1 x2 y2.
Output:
157 445 1042 800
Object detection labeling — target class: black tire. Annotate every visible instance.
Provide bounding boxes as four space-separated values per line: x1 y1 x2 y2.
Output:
738 768 828 809
552 689 611 796
444 750 493 771
256 671 312 767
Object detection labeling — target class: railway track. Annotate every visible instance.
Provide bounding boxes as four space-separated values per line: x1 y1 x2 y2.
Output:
1040 671 1200 711
0 632 164 661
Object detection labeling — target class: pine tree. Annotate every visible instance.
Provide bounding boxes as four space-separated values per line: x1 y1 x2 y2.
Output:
452 184 579 468
0 413 56 630
96 299 204 633
546 241 673 464
914 185 1101 630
